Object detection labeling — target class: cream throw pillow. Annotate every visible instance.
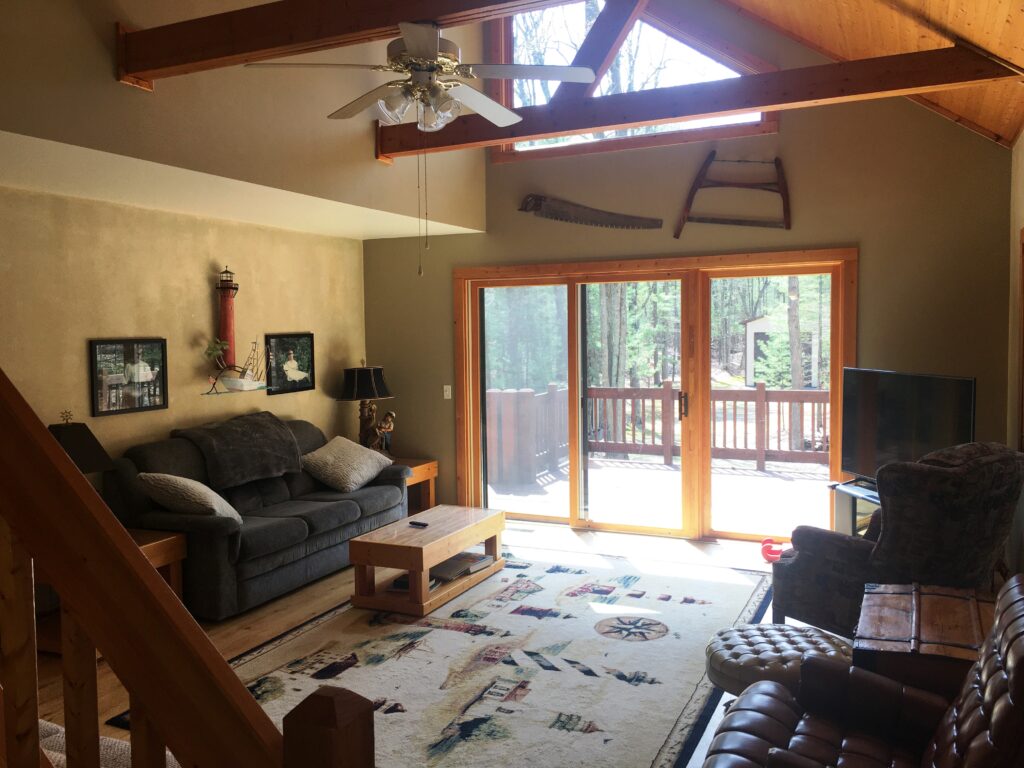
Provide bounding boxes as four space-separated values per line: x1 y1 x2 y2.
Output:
302 436 392 493
136 472 242 524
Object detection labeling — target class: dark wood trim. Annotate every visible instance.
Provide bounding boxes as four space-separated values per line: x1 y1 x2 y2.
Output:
119 0 575 81
380 44 1018 157
551 0 648 101
486 1 778 163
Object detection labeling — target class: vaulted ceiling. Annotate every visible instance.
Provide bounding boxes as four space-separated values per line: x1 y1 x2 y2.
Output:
719 0 1024 146
117 0 1024 153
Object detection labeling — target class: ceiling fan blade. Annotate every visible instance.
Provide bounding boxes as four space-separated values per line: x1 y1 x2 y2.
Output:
245 62 385 70
398 22 439 59
448 84 522 127
464 64 596 83
328 84 399 120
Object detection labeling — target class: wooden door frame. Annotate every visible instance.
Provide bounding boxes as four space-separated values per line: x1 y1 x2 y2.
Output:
453 247 858 540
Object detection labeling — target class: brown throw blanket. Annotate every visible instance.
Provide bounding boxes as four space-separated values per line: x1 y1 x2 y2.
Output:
173 411 301 490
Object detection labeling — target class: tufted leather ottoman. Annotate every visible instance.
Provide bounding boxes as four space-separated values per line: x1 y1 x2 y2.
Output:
705 623 852 695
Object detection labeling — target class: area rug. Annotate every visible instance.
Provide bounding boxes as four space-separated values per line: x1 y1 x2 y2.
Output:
232 548 770 768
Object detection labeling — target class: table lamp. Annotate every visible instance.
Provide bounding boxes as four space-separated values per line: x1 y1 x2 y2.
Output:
47 419 114 474
339 366 395 452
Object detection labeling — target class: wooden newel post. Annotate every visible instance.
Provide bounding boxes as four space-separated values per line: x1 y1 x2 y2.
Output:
755 382 767 471
283 687 374 768
661 381 674 466
0 518 43 768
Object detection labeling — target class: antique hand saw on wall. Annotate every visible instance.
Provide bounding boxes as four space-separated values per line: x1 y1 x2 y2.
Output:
519 194 663 230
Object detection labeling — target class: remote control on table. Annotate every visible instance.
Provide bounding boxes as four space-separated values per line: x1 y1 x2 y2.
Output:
409 520 429 528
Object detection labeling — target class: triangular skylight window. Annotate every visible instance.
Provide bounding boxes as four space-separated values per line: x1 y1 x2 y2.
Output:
511 2 761 150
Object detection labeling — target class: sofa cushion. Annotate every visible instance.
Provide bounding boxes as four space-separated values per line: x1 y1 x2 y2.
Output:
286 420 329 455
136 473 242 524
125 438 208 483
246 499 361 535
298 485 402 518
223 476 291 514
238 515 308 562
302 436 392 493
283 469 321 500
237 526 347 580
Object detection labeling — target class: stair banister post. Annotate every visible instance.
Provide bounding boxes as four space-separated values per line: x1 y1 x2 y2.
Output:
283 687 374 768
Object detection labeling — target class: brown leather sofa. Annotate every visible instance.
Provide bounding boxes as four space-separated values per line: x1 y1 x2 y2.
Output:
701 573 1024 767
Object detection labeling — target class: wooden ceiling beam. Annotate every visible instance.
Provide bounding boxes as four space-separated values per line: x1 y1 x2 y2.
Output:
377 43 1020 157
119 0 574 82
552 0 648 101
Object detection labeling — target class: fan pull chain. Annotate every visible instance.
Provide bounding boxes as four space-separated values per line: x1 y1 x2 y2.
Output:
424 150 430 253
416 149 424 277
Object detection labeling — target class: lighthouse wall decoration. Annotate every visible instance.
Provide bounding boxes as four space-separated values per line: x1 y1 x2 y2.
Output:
216 266 238 368
204 267 266 394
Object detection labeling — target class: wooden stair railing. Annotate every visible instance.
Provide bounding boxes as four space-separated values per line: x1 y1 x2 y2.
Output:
0 367 372 768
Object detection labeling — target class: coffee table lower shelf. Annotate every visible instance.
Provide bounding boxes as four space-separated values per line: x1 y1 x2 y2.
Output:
351 558 506 617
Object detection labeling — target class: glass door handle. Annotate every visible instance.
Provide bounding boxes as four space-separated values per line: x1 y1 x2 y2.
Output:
679 391 689 419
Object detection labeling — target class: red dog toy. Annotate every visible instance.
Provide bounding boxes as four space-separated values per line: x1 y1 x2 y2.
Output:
760 537 784 563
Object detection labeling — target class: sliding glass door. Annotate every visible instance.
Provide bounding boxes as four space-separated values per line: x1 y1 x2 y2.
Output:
458 250 856 540
580 280 685 532
480 284 572 521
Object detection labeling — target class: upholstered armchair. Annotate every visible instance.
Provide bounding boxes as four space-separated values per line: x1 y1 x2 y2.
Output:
702 574 1024 767
772 442 1024 637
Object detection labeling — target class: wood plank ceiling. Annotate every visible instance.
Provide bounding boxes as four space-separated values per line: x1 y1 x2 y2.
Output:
719 0 1024 145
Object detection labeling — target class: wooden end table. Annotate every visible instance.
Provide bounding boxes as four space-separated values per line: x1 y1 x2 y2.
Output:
853 583 993 699
349 505 504 617
37 528 187 654
393 457 438 514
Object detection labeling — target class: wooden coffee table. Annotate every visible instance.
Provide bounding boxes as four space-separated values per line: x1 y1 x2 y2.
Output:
349 505 505 617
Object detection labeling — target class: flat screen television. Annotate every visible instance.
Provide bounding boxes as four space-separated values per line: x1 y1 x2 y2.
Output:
841 367 976 481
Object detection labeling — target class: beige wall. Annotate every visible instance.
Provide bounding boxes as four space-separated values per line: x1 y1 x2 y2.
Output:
0 186 365 457
0 1 484 231
364 95 1011 505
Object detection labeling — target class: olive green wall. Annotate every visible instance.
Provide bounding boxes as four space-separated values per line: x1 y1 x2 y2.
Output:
0 186 365 457
1008 138 1024 569
363 96 1011 505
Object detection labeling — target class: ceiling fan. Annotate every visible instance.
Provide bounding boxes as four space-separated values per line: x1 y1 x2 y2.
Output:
246 22 596 132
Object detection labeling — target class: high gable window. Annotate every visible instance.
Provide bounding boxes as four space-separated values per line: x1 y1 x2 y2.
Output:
492 1 776 160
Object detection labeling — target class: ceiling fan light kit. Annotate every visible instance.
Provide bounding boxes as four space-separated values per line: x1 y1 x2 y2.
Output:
248 21 596 133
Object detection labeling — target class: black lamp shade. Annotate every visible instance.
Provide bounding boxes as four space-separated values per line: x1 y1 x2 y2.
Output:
47 423 114 473
339 367 393 401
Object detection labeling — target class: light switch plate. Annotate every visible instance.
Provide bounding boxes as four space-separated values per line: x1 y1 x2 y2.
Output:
443 385 452 400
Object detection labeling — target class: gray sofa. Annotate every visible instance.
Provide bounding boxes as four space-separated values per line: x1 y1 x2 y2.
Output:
103 418 410 621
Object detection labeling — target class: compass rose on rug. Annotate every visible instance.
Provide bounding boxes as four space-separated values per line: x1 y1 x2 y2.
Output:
594 616 669 642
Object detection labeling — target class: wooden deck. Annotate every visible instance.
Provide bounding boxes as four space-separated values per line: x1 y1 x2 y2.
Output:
486 456 830 538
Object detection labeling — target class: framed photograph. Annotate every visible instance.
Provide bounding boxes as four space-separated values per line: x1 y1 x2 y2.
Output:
89 338 168 417
266 332 315 395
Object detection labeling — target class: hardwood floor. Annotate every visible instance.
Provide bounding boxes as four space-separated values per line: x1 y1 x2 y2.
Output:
37 564 398 739
36 523 762 740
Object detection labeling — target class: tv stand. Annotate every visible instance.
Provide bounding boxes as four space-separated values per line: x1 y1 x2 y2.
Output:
831 479 879 536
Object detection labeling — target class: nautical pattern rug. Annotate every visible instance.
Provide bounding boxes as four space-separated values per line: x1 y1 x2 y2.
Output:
233 548 770 768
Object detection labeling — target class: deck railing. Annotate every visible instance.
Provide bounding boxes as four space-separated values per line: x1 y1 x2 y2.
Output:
0 366 373 768
711 383 830 469
485 383 829 483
